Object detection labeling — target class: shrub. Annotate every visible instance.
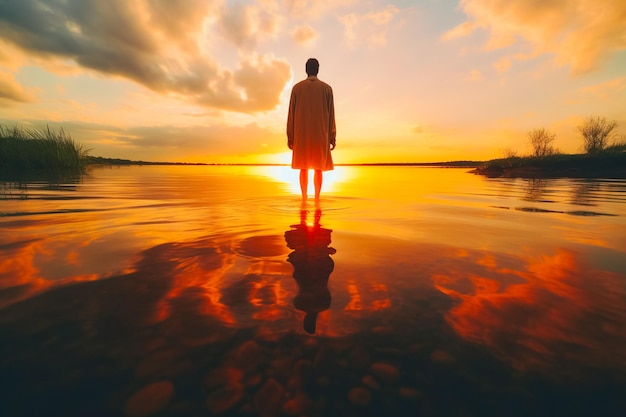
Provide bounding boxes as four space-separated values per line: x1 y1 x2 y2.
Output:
578 116 617 154
0 124 89 174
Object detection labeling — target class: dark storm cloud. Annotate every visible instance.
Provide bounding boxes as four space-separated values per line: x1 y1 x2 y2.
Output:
0 0 291 112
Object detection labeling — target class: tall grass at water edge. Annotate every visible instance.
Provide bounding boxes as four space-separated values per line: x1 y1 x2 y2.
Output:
0 125 89 176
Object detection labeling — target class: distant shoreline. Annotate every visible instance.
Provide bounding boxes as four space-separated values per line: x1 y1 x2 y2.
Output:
87 155 626 179
86 156 483 168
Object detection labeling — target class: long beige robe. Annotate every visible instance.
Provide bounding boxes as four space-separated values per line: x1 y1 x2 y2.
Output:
286 75 336 171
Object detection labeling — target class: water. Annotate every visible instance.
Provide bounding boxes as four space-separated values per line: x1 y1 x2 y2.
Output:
1 165 625 417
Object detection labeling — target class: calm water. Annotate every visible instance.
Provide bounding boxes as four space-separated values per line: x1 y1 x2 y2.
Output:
1 165 625 417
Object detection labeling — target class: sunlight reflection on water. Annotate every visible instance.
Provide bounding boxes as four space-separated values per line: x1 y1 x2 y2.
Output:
1 166 625 417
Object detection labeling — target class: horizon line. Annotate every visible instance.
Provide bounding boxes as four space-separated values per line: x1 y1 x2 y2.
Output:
87 156 484 167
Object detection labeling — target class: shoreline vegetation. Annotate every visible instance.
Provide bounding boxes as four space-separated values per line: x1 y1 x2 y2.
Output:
470 151 626 178
473 116 626 178
0 125 88 180
2 124 625 179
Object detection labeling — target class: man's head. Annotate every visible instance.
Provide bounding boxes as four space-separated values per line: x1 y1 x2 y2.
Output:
306 58 319 76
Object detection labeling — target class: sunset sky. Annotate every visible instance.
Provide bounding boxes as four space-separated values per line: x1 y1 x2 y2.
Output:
1 0 625 164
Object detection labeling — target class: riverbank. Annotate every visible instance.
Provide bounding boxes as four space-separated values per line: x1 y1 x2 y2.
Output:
472 151 626 178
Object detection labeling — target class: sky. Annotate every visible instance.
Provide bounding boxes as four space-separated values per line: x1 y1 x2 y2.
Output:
0 0 625 164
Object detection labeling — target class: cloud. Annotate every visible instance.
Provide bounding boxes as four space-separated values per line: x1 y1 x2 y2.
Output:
441 21 476 42
169 54 291 112
579 75 626 99
492 57 511 74
282 0 356 19
340 5 399 47
0 69 35 106
26 119 283 161
142 123 275 147
444 0 626 74
292 25 318 46
232 55 291 110
112 122 285 162
468 69 483 82
148 0 219 49
0 0 290 113
216 2 281 49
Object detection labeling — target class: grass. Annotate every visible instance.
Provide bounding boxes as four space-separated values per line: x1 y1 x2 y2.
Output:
0 125 90 179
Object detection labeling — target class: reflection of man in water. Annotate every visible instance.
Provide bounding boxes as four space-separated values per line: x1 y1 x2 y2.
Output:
284 209 336 334
286 58 336 204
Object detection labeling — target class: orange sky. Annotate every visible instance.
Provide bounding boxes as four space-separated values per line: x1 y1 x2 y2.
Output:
1 0 625 163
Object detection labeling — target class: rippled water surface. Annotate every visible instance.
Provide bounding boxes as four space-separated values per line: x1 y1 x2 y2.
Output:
1 165 625 417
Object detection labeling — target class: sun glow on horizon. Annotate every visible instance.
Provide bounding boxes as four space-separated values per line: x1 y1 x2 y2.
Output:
272 151 292 165
259 166 354 196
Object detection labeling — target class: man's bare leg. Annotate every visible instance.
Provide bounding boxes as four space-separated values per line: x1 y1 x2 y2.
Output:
299 169 308 202
314 170 323 204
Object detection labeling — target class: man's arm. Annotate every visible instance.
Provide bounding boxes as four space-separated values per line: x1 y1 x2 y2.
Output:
328 87 336 150
286 88 296 150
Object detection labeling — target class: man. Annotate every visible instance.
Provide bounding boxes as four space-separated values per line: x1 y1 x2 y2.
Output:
286 58 336 204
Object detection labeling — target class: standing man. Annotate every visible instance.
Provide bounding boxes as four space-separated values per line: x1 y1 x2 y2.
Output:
287 58 336 204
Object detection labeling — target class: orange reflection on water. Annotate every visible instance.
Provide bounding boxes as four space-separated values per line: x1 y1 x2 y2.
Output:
433 248 626 374
157 239 239 325
370 283 391 310
0 236 110 308
328 166 486 204
3 166 625 352
344 281 362 311
0 240 42 285
247 269 291 322
344 281 392 312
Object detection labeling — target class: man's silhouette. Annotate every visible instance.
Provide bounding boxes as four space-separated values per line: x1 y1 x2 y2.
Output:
284 209 335 334
287 58 336 204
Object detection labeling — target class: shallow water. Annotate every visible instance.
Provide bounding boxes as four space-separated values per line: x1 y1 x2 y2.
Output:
1 165 625 417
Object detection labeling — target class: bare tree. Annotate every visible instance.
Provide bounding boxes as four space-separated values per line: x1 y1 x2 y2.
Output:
578 116 617 154
528 128 557 157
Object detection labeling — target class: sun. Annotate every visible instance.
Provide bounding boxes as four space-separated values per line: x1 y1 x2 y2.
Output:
260 165 352 195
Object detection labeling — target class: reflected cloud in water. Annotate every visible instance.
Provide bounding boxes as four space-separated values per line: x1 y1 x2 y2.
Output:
433 248 626 376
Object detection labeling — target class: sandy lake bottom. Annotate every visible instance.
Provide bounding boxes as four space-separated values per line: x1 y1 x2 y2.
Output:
1 165 625 417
